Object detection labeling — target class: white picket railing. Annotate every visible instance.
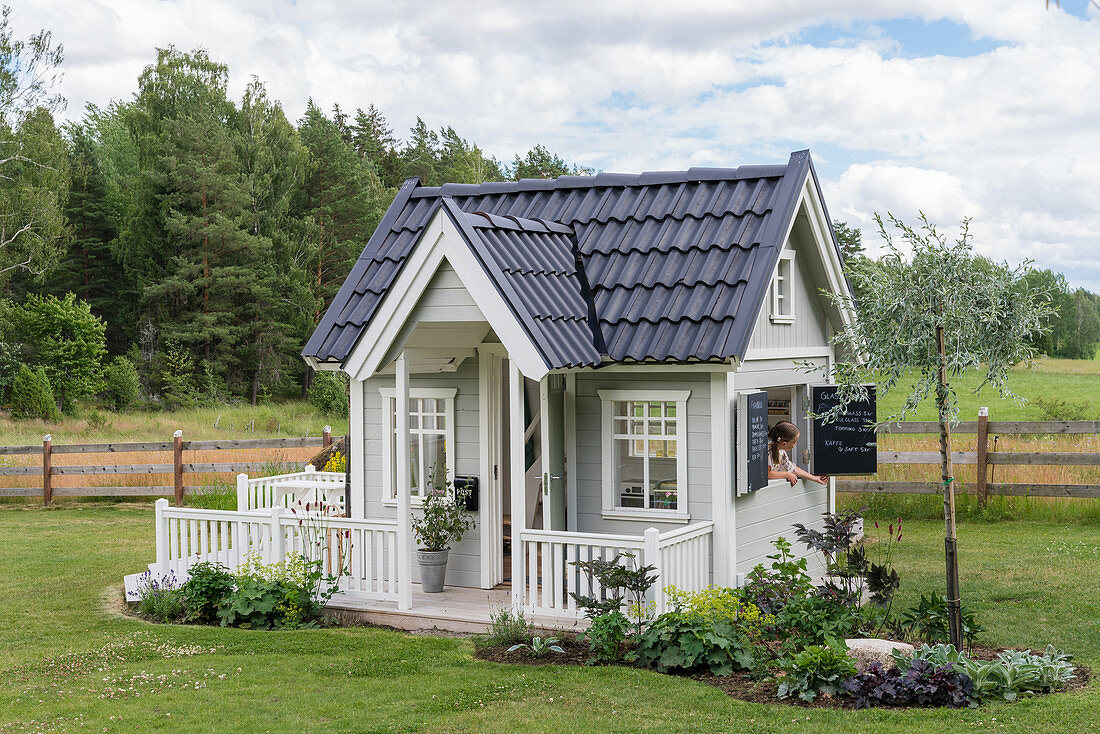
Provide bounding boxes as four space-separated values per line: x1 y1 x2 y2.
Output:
236 465 346 514
515 521 715 619
652 521 714 611
153 499 399 603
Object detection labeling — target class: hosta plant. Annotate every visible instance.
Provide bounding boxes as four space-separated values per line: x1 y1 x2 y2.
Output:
508 636 565 658
897 643 1076 702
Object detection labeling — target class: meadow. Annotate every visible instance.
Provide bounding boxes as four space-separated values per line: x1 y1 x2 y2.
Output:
0 505 1096 733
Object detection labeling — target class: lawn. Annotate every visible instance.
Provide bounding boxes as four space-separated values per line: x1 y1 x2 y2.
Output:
0 506 1097 733
873 355 1100 423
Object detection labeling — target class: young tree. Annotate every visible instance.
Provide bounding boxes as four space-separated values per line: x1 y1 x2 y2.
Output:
9 293 107 413
819 212 1053 649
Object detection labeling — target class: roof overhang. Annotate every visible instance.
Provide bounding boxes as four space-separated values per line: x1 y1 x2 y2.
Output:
341 203 552 381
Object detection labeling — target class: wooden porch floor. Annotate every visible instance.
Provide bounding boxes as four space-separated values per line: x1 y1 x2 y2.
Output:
326 583 587 634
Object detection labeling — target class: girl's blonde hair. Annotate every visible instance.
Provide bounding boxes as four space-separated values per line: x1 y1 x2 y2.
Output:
768 421 799 465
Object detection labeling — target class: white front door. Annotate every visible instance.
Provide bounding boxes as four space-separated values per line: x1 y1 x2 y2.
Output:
478 345 507 588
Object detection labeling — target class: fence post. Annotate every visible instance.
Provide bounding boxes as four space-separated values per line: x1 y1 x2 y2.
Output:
42 434 52 506
155 498 170 576
644 527 661 611
236 473 249 512
269 505 285 564
976 407 989 507
173 430 184 507
323 425 332 448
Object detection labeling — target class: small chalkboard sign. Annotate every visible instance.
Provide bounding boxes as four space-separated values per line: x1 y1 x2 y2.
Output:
811 384 877 475
736 391 770 495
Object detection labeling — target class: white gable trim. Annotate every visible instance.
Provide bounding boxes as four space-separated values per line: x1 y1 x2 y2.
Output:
343 207 550 381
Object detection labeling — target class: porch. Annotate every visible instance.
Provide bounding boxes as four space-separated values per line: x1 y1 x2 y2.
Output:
127 468 714 631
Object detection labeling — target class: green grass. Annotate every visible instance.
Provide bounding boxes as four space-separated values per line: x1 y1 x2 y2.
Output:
0 506 1097 733
874 356 1100 422
0 399 349 446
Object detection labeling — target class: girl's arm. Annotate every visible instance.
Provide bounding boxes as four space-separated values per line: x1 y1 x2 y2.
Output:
793 465 828 485
768 467 798 485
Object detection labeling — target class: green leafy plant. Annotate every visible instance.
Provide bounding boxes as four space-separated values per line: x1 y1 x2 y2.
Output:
776 644 857 702
581 610 631 664
569 553 657 633
773 593 861 649
793 510 903 610
740 537 813 615
631 611 755 675
899 643 1076 702
900 594 985 651
478 607 532 648
664 585 774 642
508 636 565 658
178 562 234 624
410 474 474 552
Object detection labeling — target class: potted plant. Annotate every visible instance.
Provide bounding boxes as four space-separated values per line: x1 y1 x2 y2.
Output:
410 470 475 593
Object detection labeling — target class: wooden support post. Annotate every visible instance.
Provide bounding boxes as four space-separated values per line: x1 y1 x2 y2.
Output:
236 473 248 512
42 434 52 506
154 498 169 576
269 505 285 564
644 527 661 610
173 430 184 507
344 434 351 518
976 407 989 508
395 352 412 611
509 360 526 612
323 425 332 449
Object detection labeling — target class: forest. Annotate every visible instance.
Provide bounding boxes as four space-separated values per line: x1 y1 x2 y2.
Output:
1 13 1097 421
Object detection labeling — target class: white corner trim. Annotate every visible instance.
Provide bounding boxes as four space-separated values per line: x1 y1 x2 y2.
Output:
344 207 550 382
596 389 691 403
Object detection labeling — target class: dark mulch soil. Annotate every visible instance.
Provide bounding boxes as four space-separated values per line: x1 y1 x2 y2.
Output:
473 639 1092 707
474 634 591 666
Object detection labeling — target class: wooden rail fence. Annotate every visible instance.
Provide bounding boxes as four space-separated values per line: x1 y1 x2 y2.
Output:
836 412 1100 503
0 428 335 506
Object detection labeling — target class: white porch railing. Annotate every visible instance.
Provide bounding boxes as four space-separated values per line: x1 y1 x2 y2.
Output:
515 521 715 619
153 499 400 603
235 465 346 514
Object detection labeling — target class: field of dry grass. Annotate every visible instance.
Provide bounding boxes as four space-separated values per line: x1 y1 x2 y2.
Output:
0 401 347 502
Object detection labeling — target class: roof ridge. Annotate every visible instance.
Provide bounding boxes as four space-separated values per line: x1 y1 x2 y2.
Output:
464 210 574 235
409 163 790 199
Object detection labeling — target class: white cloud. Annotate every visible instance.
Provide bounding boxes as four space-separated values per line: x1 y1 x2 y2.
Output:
8 0 1100 290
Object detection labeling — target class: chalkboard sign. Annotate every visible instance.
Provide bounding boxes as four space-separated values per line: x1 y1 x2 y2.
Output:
736 390 770 494
811 385 877 475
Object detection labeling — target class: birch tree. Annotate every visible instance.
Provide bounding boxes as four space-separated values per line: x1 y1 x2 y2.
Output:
820 212 1053 649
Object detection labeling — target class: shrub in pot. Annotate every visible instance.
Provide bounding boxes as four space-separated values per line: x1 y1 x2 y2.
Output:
410 472 474 593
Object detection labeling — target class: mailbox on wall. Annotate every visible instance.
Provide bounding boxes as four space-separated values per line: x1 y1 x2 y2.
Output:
454 475 479 512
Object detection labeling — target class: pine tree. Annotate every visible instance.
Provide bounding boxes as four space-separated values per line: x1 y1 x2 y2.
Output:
351 104 400 186
298 101 387 314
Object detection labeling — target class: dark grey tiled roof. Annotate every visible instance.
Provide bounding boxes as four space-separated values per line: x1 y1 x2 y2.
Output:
303 150 816 368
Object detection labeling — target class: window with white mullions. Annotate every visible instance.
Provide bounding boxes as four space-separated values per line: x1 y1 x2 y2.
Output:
380 388 456 501
599 389 690 520
771 251 796 323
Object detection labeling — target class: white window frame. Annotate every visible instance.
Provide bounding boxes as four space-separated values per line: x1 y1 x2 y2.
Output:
380 387 457 505
770 251 796 324
598 389 690 522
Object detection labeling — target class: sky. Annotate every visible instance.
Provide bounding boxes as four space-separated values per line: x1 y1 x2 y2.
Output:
12 0 1100 291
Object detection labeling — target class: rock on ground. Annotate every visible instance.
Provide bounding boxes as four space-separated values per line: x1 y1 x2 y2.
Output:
845 638 915 672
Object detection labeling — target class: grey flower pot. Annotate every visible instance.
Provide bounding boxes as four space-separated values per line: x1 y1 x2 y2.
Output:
417 549 450 593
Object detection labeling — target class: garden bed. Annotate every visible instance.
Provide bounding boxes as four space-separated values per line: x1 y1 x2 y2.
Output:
472 639 1091 708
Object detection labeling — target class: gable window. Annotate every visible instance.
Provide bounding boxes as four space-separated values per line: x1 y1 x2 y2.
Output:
380 388 457 502
771 251 796 324
598 389 690 521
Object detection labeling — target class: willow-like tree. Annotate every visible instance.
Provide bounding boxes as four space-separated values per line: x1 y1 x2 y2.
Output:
820 212 1053 649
